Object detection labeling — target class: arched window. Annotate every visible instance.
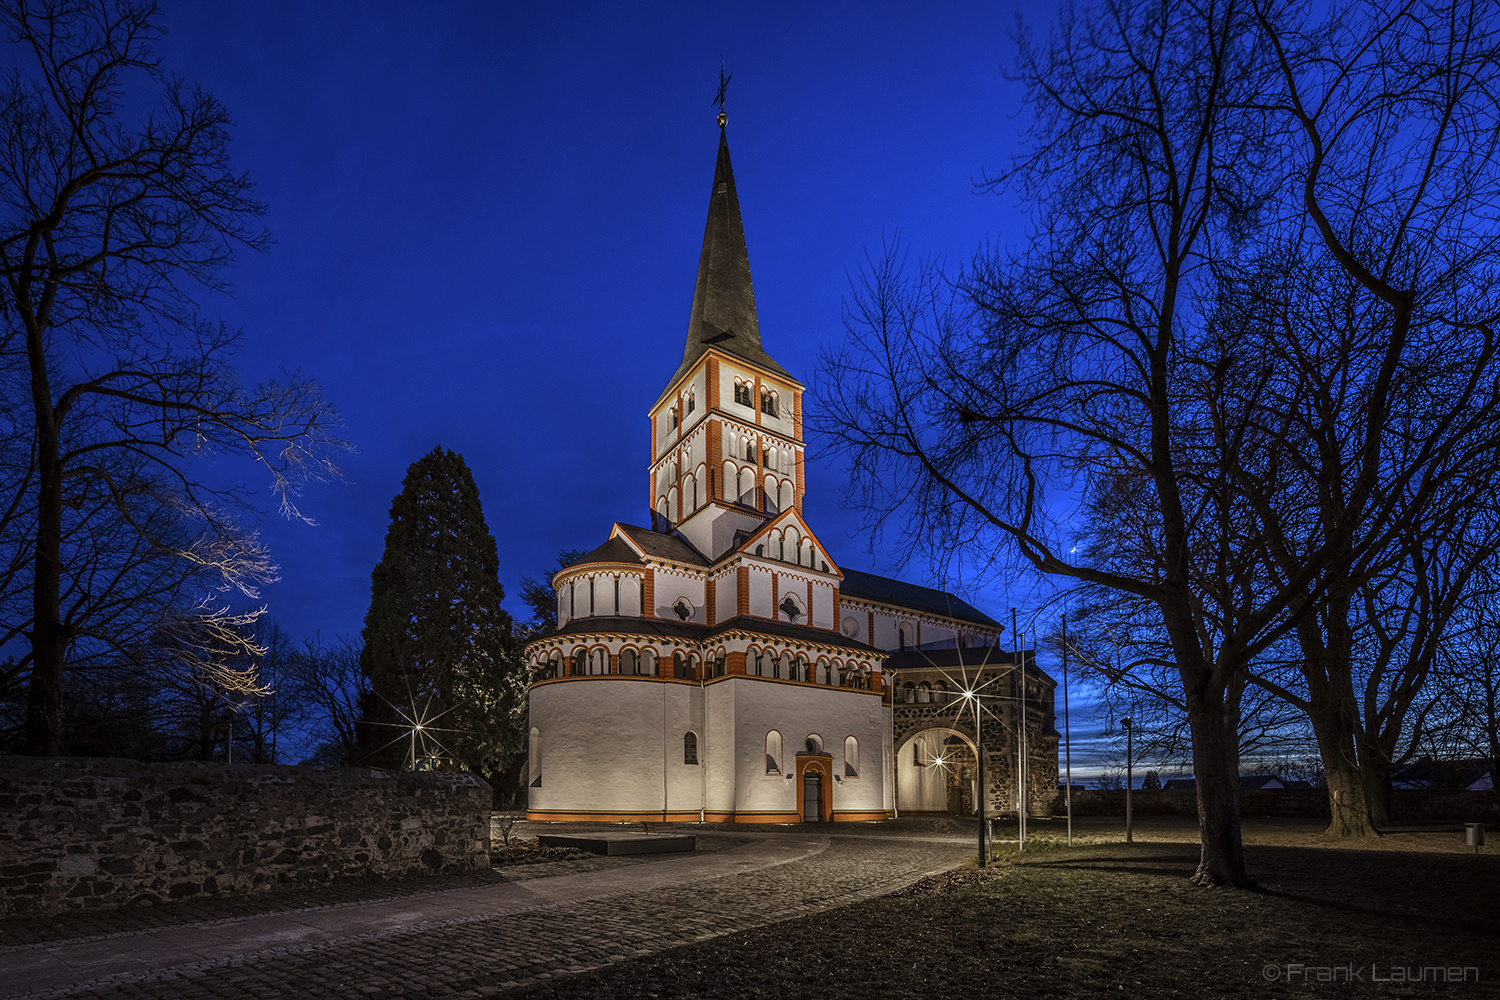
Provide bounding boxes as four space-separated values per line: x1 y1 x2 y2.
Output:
795 655 809 683
844 736 860 777
529 728 541 787
898 627 908 652
571 649 587 676
619 648 639 676
760 387 777 416
684 732 699 765
744 438 756 462
686 391 696 414
669 406 679 430
589 648 608 675
734 378 752 406
765 731 782 774
902 681 916 704
918 681 932 702
936 680 950 703
641 648 656 677
673 652 690 679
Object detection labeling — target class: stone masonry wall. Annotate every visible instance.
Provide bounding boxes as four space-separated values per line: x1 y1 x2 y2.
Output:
0 757 491 918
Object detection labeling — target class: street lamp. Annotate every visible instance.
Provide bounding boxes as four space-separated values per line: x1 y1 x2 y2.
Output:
1121 716 1133 843
962 689 986 867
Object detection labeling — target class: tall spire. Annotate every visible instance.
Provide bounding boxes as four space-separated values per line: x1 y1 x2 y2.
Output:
659 120 795 401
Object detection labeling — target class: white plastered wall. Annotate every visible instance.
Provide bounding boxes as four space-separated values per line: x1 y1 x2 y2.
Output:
653 568 706 623
722 678 886 817
529 679 705 815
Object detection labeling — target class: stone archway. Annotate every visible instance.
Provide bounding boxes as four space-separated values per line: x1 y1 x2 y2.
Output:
895 727 980 816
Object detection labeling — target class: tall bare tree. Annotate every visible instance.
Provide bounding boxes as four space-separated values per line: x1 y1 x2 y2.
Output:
820 0 1500 884
0 0 344 754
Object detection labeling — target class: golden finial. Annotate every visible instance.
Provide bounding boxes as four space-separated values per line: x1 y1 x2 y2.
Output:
714 57 731 127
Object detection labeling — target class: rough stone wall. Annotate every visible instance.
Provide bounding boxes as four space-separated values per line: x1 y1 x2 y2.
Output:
0 757 490 918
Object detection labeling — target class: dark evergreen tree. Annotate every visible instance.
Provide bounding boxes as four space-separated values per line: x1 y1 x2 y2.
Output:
357 448 523 774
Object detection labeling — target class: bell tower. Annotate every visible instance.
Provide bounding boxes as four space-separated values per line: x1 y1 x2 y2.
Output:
648 117 806 561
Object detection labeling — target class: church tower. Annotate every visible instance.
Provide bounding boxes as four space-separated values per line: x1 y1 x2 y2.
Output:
647 120 806 562
523 112 1053 826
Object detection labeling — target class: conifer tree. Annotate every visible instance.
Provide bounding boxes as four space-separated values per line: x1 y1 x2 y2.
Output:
357 448 523 774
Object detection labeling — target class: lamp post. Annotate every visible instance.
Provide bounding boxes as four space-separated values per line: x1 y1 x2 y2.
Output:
1062 612 1072 846
1122 716 1133 843
964 689 986 867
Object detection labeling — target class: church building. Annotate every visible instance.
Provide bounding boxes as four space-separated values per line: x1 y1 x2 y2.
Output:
525 115 1060 823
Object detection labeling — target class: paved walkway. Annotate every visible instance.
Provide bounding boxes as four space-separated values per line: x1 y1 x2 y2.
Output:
1 828 971 1000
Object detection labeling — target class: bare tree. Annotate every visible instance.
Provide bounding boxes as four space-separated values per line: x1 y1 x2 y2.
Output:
283 634 368 766
820 0 1500 884
0 1 345 754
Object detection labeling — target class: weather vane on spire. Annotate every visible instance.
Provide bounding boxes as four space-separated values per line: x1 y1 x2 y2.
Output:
714 57 732 127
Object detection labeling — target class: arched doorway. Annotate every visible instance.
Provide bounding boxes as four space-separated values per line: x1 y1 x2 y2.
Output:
802 770 823 823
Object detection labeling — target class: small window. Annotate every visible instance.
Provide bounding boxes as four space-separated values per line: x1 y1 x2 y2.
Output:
669 407 679 430
760 388 777 416
734 379 752 406
620 648 639 675
686 392 696 414
571 649 587 676
765 730 782 774
745 440 756 462
845 736 859 777
529 728 541 787
684 732 699 765
805 734 823 755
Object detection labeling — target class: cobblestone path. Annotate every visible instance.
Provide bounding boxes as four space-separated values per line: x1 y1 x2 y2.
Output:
2 831 970 1000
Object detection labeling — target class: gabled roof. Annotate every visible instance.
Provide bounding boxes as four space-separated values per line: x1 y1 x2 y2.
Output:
839 568 1000 628
738 509 840 574
655 124 796 410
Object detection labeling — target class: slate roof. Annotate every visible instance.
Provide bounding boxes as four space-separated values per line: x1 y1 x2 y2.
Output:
707 615 874 653
569 536 642 567
614 523 709 565
839 568 1000 627
654 124 797 410
537 613 875 653
881 646 1053 685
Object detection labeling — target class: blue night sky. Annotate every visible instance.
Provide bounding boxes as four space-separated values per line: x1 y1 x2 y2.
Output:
150 1 1118 775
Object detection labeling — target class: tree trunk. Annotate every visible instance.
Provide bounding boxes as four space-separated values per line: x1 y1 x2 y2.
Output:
1182 672 1251 887
1307 687 1377 836
23 326 64 756
1361 759 1392 829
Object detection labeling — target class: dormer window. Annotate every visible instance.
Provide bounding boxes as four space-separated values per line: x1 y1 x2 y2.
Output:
734 379 752 406
760 388 778 417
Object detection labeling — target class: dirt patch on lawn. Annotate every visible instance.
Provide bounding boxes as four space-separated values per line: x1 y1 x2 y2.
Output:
506 827 1498 999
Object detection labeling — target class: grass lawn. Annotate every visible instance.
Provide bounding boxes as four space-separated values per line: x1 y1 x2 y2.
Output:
510 816 1498 998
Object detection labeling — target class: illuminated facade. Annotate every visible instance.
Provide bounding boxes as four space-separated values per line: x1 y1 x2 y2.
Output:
524 120 1059 822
